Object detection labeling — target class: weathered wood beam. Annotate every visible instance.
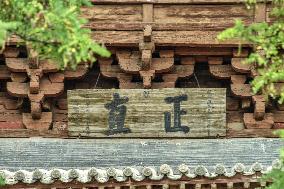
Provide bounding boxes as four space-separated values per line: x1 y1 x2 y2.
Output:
92 31 251 47
91 0 248 4
0 129 68 138
227 128 277 138
175 47 234 56
86 22 252 31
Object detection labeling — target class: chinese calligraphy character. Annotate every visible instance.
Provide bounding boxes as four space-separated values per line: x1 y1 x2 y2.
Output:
164 94 190 133
105 93 130 135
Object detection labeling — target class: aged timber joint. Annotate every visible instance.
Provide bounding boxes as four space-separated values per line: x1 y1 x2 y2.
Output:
139 25 155 88
99 52 194 89
2 45 88 131
164 94 189 133
98 2 196 89
105 93 130 135
208 48 276 131
243 95 273 129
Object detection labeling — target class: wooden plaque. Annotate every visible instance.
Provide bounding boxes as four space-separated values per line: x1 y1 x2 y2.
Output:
68 88 226 137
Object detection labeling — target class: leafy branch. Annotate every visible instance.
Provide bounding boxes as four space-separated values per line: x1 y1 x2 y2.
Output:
0 0 111 70
219 0 284 188
0 175 5 187
218 0 284 103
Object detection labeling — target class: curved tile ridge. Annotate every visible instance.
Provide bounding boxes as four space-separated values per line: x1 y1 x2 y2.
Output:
0 160 281 185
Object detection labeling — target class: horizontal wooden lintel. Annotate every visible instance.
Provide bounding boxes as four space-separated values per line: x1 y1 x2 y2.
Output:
86 22 248 31
92 31 250 47
91 0 270 4
91 0 248 5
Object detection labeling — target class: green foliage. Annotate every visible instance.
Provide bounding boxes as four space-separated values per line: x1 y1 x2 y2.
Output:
218 0 284 103
219 2 284 186
0 0 111 69
0 21 17 47
263 169 284 189
0 175 5 187
261 129 284 189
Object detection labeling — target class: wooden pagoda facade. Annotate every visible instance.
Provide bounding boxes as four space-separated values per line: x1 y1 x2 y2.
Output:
0 0 282 189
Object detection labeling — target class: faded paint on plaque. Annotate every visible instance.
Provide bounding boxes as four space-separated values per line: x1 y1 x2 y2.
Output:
68 88 226 138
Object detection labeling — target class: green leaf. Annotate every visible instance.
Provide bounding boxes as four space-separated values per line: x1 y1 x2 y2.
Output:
0 175 5 187
0 0 110 69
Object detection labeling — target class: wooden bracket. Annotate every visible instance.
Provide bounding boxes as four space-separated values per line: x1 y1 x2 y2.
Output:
141 50 152 70
3 47 20 58
243 94 273 129
10 73 27 82
27 47 44 95
139 42 155 53
231 84 253 98
117 74 133 89
209 65 238 79
231 75 247 84
0 65 11 80
144 25 152 42
28 69 43 94
252 95 265 120
27 47 39 69
244 113 273 129
231 58 251 74
208 57 223 65
28 92 44 120
233 48 249 58
139 25 155 88
30 101 42 120
102 48 190 89
23 112 52 131
140 70 155 89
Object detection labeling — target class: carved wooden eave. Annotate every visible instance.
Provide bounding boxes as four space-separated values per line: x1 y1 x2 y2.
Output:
0 46 88 131
99 52 194 89
0 0 282 188
0 0 280 136
0 162 278 186
1 175 274 189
